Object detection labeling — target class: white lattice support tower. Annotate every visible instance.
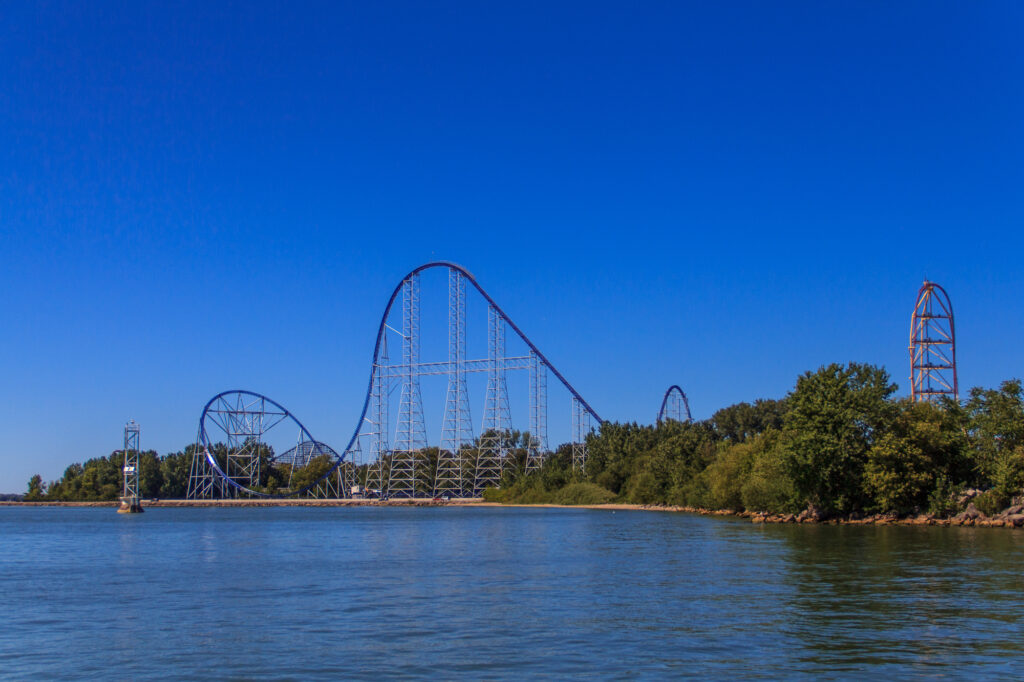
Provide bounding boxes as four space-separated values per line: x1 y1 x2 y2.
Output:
122 420 141 505
225 407 263 497
187 427 217 499
666 395 683 422
364 341 389 495
528 351 548 469
392 273 426 497
201 392 288 498
475 304 512 492
284 432 301 491
340 459 357 497
437 268 473 496
572 397 592 473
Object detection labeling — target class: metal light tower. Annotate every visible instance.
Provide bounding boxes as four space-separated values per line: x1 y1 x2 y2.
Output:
118 420 143 513
909 280 958 403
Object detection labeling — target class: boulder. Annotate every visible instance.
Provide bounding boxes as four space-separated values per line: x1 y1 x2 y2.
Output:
800 504 826 522
1005 514 1024 528
954 502 985 522
958 488 984 505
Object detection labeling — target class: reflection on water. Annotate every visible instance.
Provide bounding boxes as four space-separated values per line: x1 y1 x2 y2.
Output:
774 524 1024 675
1 507 1022 679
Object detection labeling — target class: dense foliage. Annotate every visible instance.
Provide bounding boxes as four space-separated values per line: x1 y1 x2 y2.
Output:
25 363 1024 517
25 446 196 501
491 364 1024 518
22 443 339 501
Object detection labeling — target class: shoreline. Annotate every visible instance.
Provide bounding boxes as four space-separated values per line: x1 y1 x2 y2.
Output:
0 498 484 508
3 499 1021 527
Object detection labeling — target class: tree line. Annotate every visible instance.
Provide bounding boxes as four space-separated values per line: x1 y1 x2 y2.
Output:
26 446 196 501
23 442 353 501
24 362 1024 517
489 363 1024 518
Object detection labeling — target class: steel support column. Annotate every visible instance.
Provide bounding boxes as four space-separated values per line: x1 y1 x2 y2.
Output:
528 351 547 470
391 273 426 497
364 335 390 495
476 304 511 493
438 268 473 496
572 397 591 473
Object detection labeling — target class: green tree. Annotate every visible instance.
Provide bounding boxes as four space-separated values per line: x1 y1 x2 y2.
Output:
159 449 193 498
139 450 163 498
740 431 797 513
25 474 46 500
288 454 335 493
780 362 896 515
864 400 970 514
701 440 756 510
963 380 1024 506
712 398 788 443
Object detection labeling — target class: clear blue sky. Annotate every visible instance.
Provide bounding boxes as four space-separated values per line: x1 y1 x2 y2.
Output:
1 2 1022 492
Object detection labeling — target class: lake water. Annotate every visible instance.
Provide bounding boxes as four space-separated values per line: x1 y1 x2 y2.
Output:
1 506 1022 679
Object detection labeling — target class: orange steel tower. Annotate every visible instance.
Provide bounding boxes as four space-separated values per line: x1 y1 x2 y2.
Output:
909 280 958 402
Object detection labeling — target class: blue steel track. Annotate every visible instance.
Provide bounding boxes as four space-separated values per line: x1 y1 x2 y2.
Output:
201 389 326 497
206 261 603 497
657 384 692 423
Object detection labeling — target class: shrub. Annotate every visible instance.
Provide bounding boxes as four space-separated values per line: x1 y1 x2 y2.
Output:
991 445 1024 506
702 442 753 510
481 487 511 503
926 476 961 517
739 431 796 513
554 482 616 505
623 469 664 504
973 489 1005 517
864 433 933 515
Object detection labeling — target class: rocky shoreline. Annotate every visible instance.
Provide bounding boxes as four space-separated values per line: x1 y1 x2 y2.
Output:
5 498 1024 528
629 502 1024 528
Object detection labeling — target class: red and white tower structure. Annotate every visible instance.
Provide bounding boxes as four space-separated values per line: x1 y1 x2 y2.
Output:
909 280 958 403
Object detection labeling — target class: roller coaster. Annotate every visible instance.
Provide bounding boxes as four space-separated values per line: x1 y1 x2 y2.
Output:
185 263 959 500
909 280 958 403
657 385 692 424
188 262 602 499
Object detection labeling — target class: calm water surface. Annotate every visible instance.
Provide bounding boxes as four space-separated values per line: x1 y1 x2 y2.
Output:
1 506 1022 679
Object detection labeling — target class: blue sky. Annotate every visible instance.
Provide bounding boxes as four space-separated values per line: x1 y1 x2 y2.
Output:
1 2 1022 492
